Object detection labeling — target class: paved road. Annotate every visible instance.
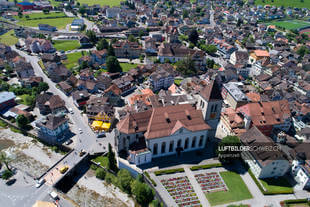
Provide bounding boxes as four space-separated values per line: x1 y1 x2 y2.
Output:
0 170 73 207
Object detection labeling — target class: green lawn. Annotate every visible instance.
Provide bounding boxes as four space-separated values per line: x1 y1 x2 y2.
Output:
120 63 138 72
255 0 310 9
53 40 81 51
206 171 252 206
76 0 123 6
63 52 83 69
16 17 74 30
260 177 293 193
266 20 310 30
0 30 18 46
174 79 183 86
9 0 61 6
92 156 109 168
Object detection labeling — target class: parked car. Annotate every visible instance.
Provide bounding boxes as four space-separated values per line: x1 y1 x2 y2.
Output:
79 128 83 134
35 178 45 188
97 132 106 138
65 139 73 145
49 191 59 200
59 166 69 174
6 179 16 186
68 108 73 114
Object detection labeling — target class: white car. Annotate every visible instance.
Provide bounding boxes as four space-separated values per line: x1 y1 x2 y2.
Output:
68 108 73 114
49 191 59 200
78 128 83 134
35 178 45 188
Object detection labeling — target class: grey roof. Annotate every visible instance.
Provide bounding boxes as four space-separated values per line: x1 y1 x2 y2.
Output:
0 92 16 103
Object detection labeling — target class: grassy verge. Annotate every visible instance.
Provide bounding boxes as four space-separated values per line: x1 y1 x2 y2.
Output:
144 172 157 186
53 40 81 51
0 119 8 128
0 30 18 46
255 0 310 9
248 169 294 195
154 168 184 176
206 171 252 206
190 163 223 171
16 16 74 30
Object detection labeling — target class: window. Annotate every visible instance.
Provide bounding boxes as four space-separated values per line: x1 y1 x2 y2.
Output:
153 143 158 155
169 141 174 152
199 135 204 147
161 142 166 154
184 138 189 149
177 139 182 148
192 137 196 148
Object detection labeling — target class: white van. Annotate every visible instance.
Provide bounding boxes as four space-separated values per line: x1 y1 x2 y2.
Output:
35 178 45 188
49 191 59 200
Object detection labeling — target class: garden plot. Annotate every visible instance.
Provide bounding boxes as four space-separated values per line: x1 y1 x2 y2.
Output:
194 172 227 193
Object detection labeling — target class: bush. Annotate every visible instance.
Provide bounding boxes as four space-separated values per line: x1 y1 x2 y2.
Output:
1 169 13 180
90 164 98 170
131 180 155 206
190 163 222 171
117 169 133 194
95 168 106 180
144 172 156 186
105 172 116 184
154 168 184 176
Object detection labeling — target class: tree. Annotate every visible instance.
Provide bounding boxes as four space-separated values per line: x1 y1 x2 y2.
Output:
16 115 28 129
0 151 12 172
18 10 23 18
96 38 109 50
206 58 215 68
297 45 310 57
117 169 133 194
131 180 155 206
106 56 122 73
189 29 199 45
150 200 162 207
23 95 35 107
107 143 117 172
86 30 97 44
201 44 217 55
128 35 137 42
38 82 49 93
95 168 106 180
107 44 115 56
182 10 189 18
176 56 196 76
217 136 241 164
79 6 86 16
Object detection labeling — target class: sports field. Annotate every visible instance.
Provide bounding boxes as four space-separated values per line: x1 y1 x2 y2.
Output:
255 0 310 9
267 19 310 30
15 12 74 30
53 40 81 51
76 0 123 6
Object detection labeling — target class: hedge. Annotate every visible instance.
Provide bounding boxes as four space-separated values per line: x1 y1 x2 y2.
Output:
281 199 310 207
248 170 294 195
154 168 185 176
144 172 157 186
190 163 222 171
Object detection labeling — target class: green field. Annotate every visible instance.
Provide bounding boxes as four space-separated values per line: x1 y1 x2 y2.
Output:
255 0 310 9
260 177 293 193
63 52 83 69
0 30 18 46
205 171 252 206
92 156 109 168
120 63 138 72
9 0 61 6
267 19 310 30
53 40 81 51
15 12 74 30
15 12 66 20
76 0 123 6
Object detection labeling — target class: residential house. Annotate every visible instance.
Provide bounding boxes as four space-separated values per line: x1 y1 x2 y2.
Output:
72 90 90 108
237 100 291 136
230 51 249 67
45 62 71 83
71 19 84 31
91 49 108 66
35 115 70 144
116 104 211 165
157 43 206 70
0 91 16 111
86 95 114 121
77 80 98 93
58 81 73 95
291 144 310 190
112 40 144 59
240 126 290 179
149 64 175 91
213 38 237 59
38 24 56 32
221 82 249 109
25 37 55 53
36 93 66 115
112 75 135 95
